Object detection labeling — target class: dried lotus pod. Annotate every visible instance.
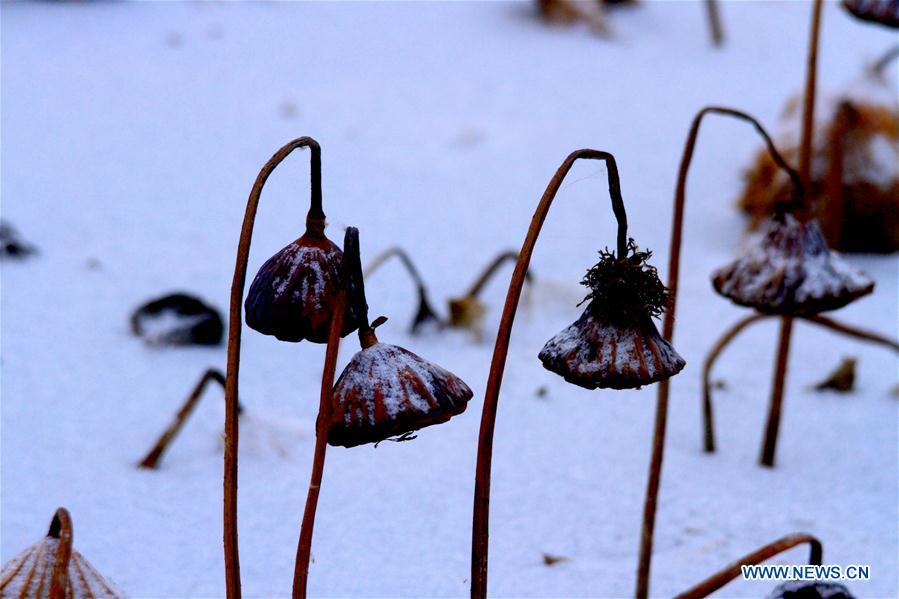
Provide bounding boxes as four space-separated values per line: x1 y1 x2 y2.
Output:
245 229 359 342
540 239 683 390
328 338 473 447
242 137 359 343
1 508 122 598
842 0 899 27
712 213 874 316
539 307 684 390
328 228 472 447
769 581 855 599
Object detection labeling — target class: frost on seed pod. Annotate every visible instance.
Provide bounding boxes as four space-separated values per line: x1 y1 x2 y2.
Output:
768 581 855 599
538 240 685 390
842 0 899 27
245 220 359 343
327 320 473 448
0 508 123 598
711 213 874 316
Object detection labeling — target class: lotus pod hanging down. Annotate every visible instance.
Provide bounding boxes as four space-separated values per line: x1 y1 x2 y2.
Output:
712 212 874 316
842 0 899 27
244 137 360 343
0 508 123 598
539 240 685 390
768 581 855 599
327 230 472 448
245 228 360 342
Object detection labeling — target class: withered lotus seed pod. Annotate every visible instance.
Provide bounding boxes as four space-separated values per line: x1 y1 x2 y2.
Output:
842 0 899 27
769 581 855 599
539 306 684 390
327 330 473 447
1 508 123 598
245 224 359 343
243 138 359 343
539 239 684 390
326 229 472 448
712 212 874 316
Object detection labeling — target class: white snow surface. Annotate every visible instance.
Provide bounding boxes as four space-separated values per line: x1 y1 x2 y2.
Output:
2 2 897 597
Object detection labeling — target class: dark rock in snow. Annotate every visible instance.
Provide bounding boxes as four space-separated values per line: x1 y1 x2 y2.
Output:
131 293 224 347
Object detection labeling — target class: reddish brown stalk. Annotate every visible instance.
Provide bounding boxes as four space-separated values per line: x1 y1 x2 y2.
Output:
224 136 323 599
705 0 724 47
674 533 822 599
292 289 347 598
760 317 794 467
635 105 801 599
48 508 73 599
470 149 628 598
703 313 899 454
138 369 228 469
761 0 823 469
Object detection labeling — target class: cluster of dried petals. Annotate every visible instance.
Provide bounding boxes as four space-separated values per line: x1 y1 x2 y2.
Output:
712 213 874 315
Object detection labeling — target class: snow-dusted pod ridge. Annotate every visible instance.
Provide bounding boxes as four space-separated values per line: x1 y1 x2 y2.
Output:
711 212 874 315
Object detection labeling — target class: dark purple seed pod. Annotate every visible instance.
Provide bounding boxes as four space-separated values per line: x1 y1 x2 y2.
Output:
245 222 360 343
842 0 899 27
539 307 685 390
712 213 874 316
768 581 855 599
327 336 472 448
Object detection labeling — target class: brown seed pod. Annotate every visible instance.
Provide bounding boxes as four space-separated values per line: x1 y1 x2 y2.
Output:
245 226 359 343
842 0 899 27
539 307 684 390
0 508 122 598
712 212 874 315
327 339 473 447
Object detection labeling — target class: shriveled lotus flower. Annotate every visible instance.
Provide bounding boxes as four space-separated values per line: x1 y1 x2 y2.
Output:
327 230 472 448
539 240 685 389
1 508 122 598
245 223 360 342
712 212 874 316
769 581 855 599
243 138 359 343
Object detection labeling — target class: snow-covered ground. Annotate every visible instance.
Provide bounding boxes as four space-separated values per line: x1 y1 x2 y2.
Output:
2 1 896 597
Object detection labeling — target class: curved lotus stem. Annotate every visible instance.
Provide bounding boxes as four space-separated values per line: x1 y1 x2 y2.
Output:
224 136 325 599
470 149 628 598
674 533 822 599
703 313 899 453
635 105 799 599
364 246 442 334
871 44 899 77
138 369 238 469
464 251 530 299
761 0 824 469
48 508 74 599
292 230 352 599
705 0 724 46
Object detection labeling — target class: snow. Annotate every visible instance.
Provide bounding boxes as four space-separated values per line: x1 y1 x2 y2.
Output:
2 1 896 597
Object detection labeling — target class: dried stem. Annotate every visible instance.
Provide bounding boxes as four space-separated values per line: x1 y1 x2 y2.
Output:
759 0 824 470
705 0 724 47
760 317 794 467
224 136 325 599
464 251 529 299
635 105 797 599
471 149 628 598
674 533 822 599
703 313 899 454
48 508 73 599
364 246 441 334
138 369 231 469
292 231 353 599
